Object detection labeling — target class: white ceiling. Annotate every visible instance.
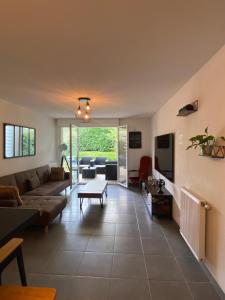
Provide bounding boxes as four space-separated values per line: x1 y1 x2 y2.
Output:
0 0 225 118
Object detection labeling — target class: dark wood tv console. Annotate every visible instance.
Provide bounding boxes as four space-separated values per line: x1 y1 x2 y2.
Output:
142 182 173 219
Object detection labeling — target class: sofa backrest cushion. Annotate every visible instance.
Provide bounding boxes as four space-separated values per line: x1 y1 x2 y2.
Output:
95 157 106 165
15 169 40 195
27 173 41 190
50 167 65 181
36 165 50 184
80 157 92 165
0 174 17 187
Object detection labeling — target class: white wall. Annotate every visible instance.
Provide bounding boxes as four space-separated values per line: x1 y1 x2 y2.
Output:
56 118 119 127
0 98 56 176
151 45 225 292
56 117 152 172
119 118 152 171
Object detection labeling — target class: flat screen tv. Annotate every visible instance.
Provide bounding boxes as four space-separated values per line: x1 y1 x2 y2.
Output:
155 133 174 182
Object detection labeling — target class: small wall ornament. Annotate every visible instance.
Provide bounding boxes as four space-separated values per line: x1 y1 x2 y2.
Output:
186 127 225 158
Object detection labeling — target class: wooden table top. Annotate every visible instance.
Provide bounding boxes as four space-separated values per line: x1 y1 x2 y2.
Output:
0 208 39 247
78 180 107 197
0 286 56 300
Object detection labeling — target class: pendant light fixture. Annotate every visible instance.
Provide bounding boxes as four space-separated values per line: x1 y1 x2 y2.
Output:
76 97 91 121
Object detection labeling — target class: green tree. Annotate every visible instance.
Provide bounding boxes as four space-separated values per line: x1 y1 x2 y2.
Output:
79 128 117 152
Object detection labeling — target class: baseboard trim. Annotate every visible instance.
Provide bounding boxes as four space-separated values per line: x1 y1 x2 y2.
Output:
200 261 225 300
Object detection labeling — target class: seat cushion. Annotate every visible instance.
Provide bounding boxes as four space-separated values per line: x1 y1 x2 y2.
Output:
106 160 118 165
96 165 106 174
25 180 70 196
21 195 67 226
95 157 106 165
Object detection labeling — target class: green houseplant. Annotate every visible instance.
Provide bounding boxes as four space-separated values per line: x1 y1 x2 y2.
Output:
186 127 225 157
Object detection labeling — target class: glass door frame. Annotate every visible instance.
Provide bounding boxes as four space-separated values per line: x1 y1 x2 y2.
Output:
117 125 128 188
69 124 79 187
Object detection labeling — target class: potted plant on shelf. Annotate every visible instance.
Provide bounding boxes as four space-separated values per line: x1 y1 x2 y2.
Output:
186 127 225 157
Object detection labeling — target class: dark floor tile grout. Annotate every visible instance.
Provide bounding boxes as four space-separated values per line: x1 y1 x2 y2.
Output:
160 221 196 300
134 195 153 300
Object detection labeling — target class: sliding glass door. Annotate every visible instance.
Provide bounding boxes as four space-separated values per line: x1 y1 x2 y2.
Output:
70 124 79 186
118 125 128 188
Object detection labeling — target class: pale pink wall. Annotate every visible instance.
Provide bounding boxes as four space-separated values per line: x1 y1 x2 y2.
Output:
151 45 225 292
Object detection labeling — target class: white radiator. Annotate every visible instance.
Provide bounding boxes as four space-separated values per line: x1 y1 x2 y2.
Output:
180 188 210 261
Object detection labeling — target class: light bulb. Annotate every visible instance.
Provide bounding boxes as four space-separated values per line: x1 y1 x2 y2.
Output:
77 106 81 115
86 101 90 111
84 112 89 120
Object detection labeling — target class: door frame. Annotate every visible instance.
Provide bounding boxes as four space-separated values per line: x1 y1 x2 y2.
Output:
117 125 128 188
69 124 79 187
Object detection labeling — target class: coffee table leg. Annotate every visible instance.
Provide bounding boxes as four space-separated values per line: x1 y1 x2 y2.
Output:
100 196 103 208
105 185 108 198
80 198 84 209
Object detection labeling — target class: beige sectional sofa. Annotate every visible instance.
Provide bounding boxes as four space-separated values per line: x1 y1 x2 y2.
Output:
0 165 69 232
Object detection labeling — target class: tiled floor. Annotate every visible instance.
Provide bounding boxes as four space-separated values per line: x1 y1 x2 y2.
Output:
2 185 224 300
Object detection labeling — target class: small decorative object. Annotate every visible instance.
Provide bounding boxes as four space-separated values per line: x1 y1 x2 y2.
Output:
211 146 225 158
177 100 198 116
186 127 225 158
129 131 142 148
157 179 165 194
211 138 225 158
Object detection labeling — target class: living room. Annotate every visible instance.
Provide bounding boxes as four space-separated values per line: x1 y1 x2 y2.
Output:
0 1 225 300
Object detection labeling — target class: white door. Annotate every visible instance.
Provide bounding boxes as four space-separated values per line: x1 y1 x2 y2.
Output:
118 125 128 188
70 124 79 186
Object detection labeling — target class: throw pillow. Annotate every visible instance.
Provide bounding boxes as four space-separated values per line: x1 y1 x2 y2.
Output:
0 186 23 206
27 174 40 190
50 167 65 181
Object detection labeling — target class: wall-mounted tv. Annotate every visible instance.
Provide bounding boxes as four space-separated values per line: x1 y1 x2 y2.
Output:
154 133 174 182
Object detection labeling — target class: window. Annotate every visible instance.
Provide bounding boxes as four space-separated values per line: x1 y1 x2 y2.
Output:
4 123 36 158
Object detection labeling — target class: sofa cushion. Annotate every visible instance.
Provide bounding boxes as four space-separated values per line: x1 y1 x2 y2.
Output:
27 173 41 190
24 180 70 196
95 157 106 165
106 160 118 165
36 165 50 184
80 157 92 165
96 165 106 174
50 167 65 181
0 174 17 187
0 186 23 205
21 195 67 226
15 169 40 195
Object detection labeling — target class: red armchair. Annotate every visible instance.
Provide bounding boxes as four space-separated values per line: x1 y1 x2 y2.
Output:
128 156 152 187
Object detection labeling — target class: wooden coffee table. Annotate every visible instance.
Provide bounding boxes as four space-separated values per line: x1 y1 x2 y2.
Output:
78 180 108 208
